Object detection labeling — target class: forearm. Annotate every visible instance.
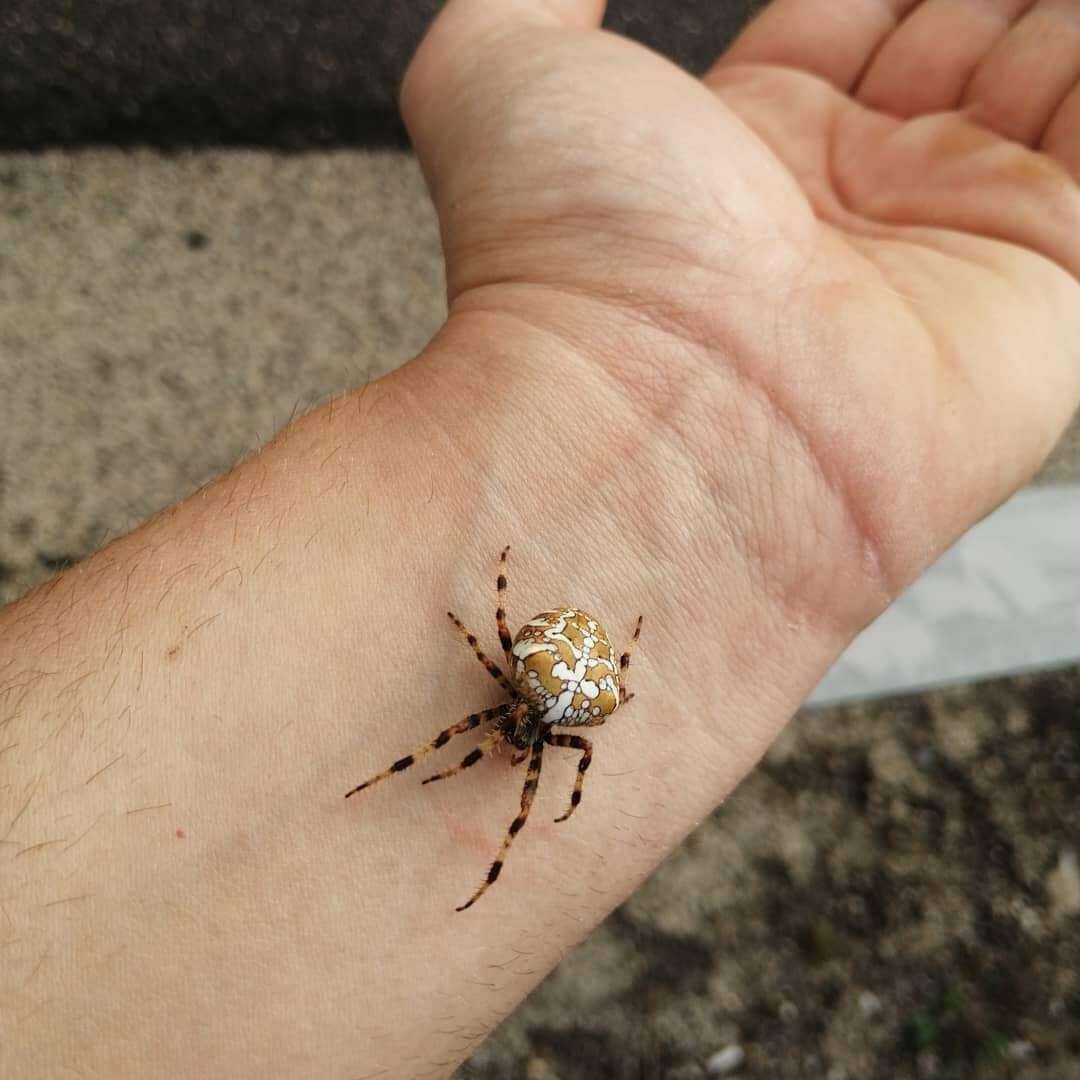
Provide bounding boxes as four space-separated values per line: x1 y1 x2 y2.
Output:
1 312 859 1077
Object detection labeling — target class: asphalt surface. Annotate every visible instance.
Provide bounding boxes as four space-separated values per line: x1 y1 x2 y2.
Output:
1 0 763 148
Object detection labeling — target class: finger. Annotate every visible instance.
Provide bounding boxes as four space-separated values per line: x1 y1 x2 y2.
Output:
961 0 1080 145
401 0 606 164
856 0 1035 117
710 0 921 92
835 105 1080 281
1042 80 1080 177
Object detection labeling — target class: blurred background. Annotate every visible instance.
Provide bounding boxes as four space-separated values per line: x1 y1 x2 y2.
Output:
1 2 1078 1076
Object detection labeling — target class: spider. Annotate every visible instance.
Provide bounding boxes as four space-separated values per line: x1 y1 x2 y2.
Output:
345 546 643 911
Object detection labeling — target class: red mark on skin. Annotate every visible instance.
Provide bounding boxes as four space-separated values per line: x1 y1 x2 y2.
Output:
175 828 186 840
445 818 491 857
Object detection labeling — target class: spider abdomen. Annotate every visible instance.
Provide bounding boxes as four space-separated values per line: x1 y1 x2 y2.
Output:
510 608 619 725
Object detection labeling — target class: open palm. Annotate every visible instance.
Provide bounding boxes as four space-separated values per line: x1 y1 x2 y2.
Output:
403 0 1079 608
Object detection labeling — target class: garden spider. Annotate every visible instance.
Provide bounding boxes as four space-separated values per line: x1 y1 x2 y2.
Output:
345 546 643 911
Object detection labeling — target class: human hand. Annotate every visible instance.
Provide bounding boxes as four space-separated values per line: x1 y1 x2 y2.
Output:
402 0 1080 634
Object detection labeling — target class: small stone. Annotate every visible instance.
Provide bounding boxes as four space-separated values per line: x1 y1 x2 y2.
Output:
706 1045 745 1075
525 1057 560 1080
1047 849 1080 919
665 1065 706 1080
1007 1040 1035 1061
932 708 981 763
916 1049 940 1078
869 737 924 790
716 990 744 1013
1005 705 1030 736
858 991 883 1017
1011 897 1045 937
779 1000 799 1023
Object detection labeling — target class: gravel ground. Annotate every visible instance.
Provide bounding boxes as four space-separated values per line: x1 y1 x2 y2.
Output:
459 668 1080 1078
2 148 1078 1078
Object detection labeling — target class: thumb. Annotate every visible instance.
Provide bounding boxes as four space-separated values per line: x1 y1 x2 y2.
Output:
400 0 607 196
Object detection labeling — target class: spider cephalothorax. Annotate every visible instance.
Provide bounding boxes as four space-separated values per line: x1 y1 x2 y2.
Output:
345 546 643 911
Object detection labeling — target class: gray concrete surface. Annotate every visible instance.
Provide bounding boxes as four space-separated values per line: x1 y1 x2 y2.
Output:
0 150 444 602
810 487 1080 706
1 150 1078 1077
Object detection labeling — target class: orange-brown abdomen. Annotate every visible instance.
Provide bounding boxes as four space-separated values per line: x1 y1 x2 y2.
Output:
510 608 619 725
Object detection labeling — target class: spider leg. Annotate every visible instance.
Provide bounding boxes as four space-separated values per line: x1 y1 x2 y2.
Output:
545 731 593 822
618 614 644 705
422 727 505 785
344 705 508 798
447 610 518 697
495 545 514 670
457 731 546 912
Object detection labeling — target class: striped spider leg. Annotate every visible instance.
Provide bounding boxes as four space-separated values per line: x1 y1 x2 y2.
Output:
456 729 546 912
343 703 513 798
345 546 643 910
619 614 644 705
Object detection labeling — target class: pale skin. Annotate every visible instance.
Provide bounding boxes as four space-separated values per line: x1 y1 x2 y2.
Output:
1 0 1078 1074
